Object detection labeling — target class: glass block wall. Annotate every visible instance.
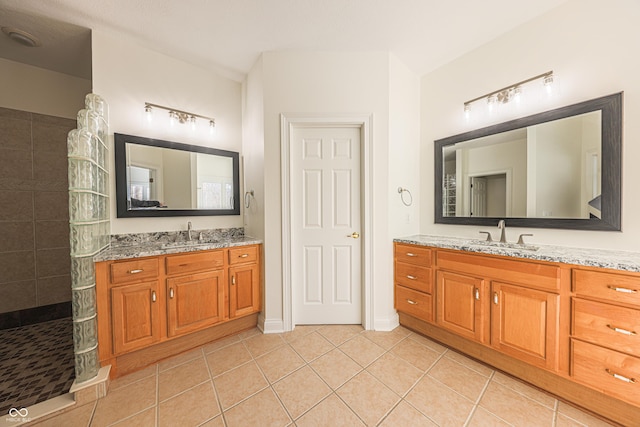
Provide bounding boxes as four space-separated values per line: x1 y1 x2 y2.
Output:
67 94 110 382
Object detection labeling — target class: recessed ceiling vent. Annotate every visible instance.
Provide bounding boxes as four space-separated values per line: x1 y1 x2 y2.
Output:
2 26 41 47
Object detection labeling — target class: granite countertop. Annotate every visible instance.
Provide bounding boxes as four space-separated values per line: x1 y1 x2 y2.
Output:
394 235 640 273
94 236 262 262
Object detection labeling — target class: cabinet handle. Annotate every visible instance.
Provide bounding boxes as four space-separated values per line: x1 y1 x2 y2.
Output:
169 288 174 299
232 276 236 285
128 269 144 274
406 299 418 305
605 368 636 384
474 288 480 301
493 292 499 305
406 275 417 280
406 253 417 257
239 254 249 258
606 324 637 336
607 285 638 294
151 291 157 302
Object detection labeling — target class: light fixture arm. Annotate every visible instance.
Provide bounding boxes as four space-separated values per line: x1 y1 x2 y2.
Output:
463 71 553 108
144 102 215 126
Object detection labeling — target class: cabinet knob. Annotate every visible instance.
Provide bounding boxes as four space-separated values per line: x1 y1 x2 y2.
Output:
406 299 418 305
406 253 417 257
607 285 638 294
605 368 636 384
474 288 480 301
232 276 236 285
239 254 249 258
406 275 417 280
169 288 174 299
493 292 499 305
151 291 157 302
129 269 144 274
606 324 636 336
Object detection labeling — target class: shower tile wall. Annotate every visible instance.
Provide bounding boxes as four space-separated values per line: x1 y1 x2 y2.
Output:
0 107 75 315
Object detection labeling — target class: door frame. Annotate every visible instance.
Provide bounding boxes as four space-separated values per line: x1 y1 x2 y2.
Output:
281 113 374 331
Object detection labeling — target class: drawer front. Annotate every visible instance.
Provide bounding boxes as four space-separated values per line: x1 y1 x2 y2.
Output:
395 286 432 322
395 263 432 294
166 250 224 276
572 298 640 356
110 258 159 284
573 269 640 307
228 245 258 265
395 244 432 267
571 339 640 405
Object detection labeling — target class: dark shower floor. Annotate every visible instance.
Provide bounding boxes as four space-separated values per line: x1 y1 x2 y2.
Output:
0 317 75 414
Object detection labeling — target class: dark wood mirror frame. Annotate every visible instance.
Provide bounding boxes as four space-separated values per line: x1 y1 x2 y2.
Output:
115 133 241 218
434 92 622 230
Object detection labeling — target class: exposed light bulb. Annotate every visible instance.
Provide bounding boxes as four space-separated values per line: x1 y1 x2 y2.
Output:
144 105 153 123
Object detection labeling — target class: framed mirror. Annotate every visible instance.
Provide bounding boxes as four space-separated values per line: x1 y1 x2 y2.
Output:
115 133 240 217
434 92 622 230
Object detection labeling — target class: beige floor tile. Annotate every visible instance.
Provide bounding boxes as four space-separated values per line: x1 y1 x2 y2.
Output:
295 394 365 427
337 371 399 426
290 331 335 362
255 344 305 383
379 401 438 427
408 332 448 354
205 342 253 377
109 407 156 426
390 337 442 371
479 382 554 426
556 402 617 427
556 413 589 427
223 388 291 427
158 357 210 401
237 327 261 340
213 361 268 410
317 324 364 346
203 334 242 353
158 347 203 372
405 376 475 427
199 415 225 427
492 371 556 409
427 356 490 401
366 352 423 396
243 332 286 357
338 334 385 367
32 402 95 427
444 349 494 377
273 366 332 419
362 327 411 350
467 407 511 427
310 348 362 389
108 365 157 392
281 325 320 342
91 376 156 426
158 382 220 427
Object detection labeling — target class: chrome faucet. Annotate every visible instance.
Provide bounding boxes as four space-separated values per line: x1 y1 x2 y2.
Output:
497 220 507 243
187 221 192 241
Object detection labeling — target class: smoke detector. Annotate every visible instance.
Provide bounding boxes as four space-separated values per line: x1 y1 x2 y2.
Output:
2 27 41 47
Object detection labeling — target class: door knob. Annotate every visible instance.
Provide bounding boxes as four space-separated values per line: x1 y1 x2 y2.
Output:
348 231 360 239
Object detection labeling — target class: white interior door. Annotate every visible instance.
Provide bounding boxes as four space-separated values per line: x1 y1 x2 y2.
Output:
291 125 362 325
470 176 487 217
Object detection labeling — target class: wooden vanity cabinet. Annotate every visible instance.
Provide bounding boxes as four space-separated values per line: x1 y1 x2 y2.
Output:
394 243 434 322
111 280 161 354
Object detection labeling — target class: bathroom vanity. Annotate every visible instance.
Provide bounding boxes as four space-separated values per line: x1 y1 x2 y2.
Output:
94 237 261 378
394 236 640 426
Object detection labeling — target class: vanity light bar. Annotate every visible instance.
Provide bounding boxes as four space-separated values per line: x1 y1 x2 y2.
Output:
144 102 216 128
463 71 554 111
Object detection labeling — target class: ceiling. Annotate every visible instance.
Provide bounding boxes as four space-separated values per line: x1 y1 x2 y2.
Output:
0 0 570 82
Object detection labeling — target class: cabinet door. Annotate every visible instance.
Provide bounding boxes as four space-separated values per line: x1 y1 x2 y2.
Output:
229 264 260 318
491 281 559 370
111 281 161 355
436 271 488 343
167 270 225 337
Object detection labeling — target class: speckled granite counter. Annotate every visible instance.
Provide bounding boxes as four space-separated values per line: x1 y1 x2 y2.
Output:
94 235 262 262
395 235 640 273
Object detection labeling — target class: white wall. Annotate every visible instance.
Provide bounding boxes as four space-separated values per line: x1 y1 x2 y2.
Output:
421 0 640 250
91 30 243 234
0 58 90 119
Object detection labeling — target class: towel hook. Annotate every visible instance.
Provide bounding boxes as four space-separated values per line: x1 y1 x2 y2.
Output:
244 190 254 208
398 187 413 206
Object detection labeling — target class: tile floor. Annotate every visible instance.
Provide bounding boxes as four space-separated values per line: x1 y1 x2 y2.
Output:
31 325 617 427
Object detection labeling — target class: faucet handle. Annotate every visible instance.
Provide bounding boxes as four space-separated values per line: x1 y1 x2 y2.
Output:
479 231 493 242
517 234 533 245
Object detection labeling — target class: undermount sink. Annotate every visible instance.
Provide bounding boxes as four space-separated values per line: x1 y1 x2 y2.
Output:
472 240 540 252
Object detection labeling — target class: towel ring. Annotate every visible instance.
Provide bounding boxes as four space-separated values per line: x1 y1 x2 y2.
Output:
244 190 254 208
398 187 412 206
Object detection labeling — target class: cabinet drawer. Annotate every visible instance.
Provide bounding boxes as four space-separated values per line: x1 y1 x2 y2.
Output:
395 286 432 321
573 269 640 307
572 298 640 356
395 263 432 294
228 245 258 265
110 258 159 284
166 250 224 276
571 339 640 406
395 244 432 267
